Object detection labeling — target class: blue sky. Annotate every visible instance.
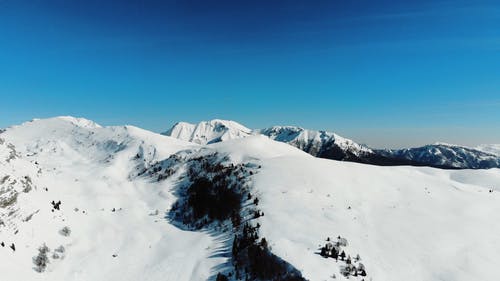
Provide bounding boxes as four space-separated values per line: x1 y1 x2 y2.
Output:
0 0 499 148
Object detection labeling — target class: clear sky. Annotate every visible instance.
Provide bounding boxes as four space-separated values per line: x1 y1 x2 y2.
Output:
0 0 499 148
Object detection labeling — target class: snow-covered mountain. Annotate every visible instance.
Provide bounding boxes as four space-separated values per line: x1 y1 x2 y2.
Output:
258 126 372 158
163 120 371 160
378 143 500 169
163 119 253 145
165 120 500 169
476 144 500 156
164 120 411 166
2 116 500 281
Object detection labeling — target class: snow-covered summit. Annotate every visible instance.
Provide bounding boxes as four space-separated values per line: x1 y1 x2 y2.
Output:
163 119 253 145
3 116 193 168
259 125 373 158
165 120 500 169
15 116 102 130
54 116 102 129
165 120 375 163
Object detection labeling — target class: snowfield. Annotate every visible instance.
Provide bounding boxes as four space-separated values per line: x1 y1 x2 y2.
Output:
477 144 500 156
0 117 224 281
255 156 500 281
1 117 500 281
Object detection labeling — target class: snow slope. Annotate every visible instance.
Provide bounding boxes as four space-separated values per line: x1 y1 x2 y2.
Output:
0 117 225 281
476 144 500 156
1 116 500 281
210 137 500 281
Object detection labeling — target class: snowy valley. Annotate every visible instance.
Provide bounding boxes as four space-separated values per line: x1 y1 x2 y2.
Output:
1 117 500 281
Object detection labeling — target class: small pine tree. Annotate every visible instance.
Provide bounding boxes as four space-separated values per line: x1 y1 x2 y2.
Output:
260 238 268 249
320 246 327 257
59 226 71 237
340 250 346 260
33 244 50 272
332 250 338 260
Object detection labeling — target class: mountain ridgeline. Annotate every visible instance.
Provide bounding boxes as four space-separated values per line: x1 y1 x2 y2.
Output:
1 116 500 281
163 120 500 169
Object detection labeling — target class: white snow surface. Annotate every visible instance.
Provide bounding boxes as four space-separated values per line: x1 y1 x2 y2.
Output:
0 117 223 281
476 144 500 156
211 136 500 281
1 116 500 281
164 119 253 145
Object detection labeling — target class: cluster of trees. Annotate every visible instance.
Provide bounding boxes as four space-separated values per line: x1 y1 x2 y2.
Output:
51 200 61 211
59 226 71 237
340 261 366 278
52 245 65 259
167 153 305 280
187 177 242 222
319 237 367 278
231 223 305 281
138 153 183 179
215 273 229 281
169 153 250 229
33 243 67 272
32 244 50 272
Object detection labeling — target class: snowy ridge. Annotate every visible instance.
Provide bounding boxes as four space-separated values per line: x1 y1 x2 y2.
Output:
163 119 253 145
1 116 500 281
165 120 500 169
476 144 500 156
165 120 377 163
379 143 500 169
0 117 220 281
259 126 373 158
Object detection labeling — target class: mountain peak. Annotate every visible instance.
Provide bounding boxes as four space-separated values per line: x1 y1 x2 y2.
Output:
53 116 102 128
15 116 102 130
163 119 252 145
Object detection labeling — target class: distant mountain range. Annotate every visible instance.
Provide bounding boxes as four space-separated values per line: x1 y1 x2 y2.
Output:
164 119 500 169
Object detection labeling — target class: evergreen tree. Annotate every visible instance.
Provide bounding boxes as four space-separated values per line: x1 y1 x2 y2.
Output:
340 250 346 260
